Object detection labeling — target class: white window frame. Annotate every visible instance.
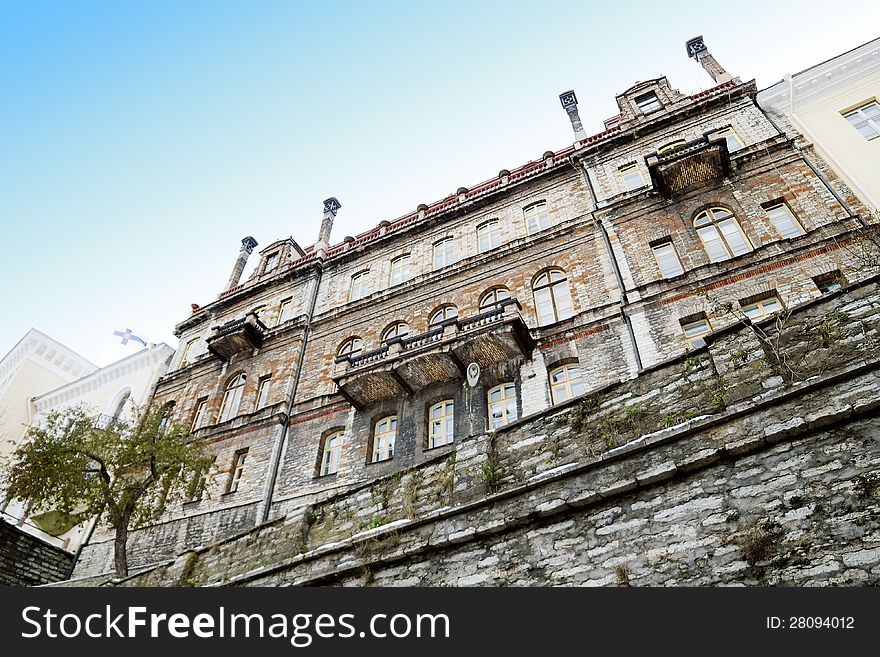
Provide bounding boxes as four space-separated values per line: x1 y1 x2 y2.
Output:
218 374 246 423
256 376 272 410
429 305 458 326
488 383 517 429
549 364 586 404
619 163 645 191
433 238 455 270
349 271 370 302
264 253 279 272
389 254 412 286
533 269 574 326
694 208 753 262
764 201 805 239
479 287 511 310
681 318 711 348
843 101 880 140
428 400 455 449
652 241 684 278
524 202 552 235
635 92 662 114
711 126 744 152
278 298 293 325
382 322 409 342
321 431 343 476
338 337 364 358
191 399 208 432
372 416 397 462
740 295 783 321
228 449 248 493
477 220 502 253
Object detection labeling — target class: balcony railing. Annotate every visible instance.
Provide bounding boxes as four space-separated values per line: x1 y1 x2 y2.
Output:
646 136 731 198
207 311 268 361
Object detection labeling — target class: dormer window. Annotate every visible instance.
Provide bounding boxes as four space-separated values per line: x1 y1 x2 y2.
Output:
635 92 662 114
264 253 279 272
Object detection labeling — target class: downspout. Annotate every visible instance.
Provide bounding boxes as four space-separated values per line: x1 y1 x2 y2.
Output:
571 157 643 371
260 261 322 523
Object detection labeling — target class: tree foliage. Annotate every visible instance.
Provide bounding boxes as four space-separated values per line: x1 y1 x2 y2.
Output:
4 403 212 578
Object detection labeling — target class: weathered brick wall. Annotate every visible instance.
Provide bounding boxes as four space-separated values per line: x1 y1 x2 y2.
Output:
0 520 73 586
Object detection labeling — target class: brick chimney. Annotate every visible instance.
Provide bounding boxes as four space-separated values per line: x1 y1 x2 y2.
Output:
225 236 258 291
315 197 341 259
559 90 587 142
686 36 733 84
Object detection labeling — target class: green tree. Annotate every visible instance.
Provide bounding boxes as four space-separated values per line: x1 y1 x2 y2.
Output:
4 403 212 579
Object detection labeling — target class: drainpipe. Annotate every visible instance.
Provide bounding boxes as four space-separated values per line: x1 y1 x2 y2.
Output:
571 157 643 371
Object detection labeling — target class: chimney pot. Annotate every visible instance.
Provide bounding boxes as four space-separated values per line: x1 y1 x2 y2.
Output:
559 89 588 142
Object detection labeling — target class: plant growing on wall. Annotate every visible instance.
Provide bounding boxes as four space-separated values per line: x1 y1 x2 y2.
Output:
3 404 212 579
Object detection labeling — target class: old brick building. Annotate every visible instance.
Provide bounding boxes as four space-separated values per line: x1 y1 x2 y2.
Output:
71 37 876 580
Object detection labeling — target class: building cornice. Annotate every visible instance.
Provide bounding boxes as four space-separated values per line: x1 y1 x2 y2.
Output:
0 329 96 398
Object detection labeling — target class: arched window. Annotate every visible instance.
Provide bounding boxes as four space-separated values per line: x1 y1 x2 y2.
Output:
429 305 458 326
694 208 752 262
337 337 364 358
549 364 586 404
320 430 344 476
218 373 246 423
110 390 131 420
488 383 517 429
428 400 454 448
524 202 551 235
433 238 455 270
533 269 574 325
349 270 370 302
372 416 397 462
382 322 410 342
477 220 502 253
479 287 511 311
658 139 686 155
389 254 412 286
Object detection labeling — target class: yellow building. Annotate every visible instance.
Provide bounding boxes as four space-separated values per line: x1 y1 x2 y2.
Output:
758 37 880 212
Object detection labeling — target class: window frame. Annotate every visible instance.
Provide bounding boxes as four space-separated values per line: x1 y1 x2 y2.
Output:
710 125 744 152
487 383 518 429
371 416 397 463
619 163 645 191
432 238 455 270
429 305 458 327
635 92 662 114
843 100 880 140
264 252 279 273
477 219 502 253
349 270 370 302
651 240 684 279
320 430 344 477
427 400 455 449
549 363 586 405
479 287 511 311
693 207 753 262
681 317 711 348
277 298 293 325
227 448 249 494
740 295 783 321
218 373 247 423
524 202 552 235
255 375 272 411
191 398 208 432
389 254 412 287
382 322 410 343
533 269 574 326
337 336 364 358
763 201 805 240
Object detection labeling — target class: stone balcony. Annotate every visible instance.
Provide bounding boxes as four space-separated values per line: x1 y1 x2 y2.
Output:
646 136 731 198
207 311 268 361
333 299 534 407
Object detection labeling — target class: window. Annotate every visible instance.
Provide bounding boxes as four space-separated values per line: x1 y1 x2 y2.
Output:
477 220 502 253
549 364 586 404
372 416 397 462
389 254 412 286
658 139 686 155
694 208 753 262
278 298 293 325
349 271 369 302
843 101 880 140
488 383 518 429
740 295 783 321
337 337 364 358
524 202 551 235
158 403 175 433
228 449 248 493
320 431 343 476
711 126 744 152
179 339 197 367
252 306 266 322
264 253 279 272
652 241 684 278
218 374 246 423
188 455 215 502
619 163 645 191
256 376 272 410
382 322 409 342
191 398 208 432
813 271 845 294
480 287 511 310
681 317 711 348
429 305 458 326
428 400 455 448
764 201 805 239
533 269 574 325
635 92 662 114
433 238 455 270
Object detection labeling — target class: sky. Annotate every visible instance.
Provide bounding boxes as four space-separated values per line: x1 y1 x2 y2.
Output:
1 0 879 364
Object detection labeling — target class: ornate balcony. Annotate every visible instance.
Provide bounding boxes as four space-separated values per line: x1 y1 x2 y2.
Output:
333 299 534 407
646 136 731 198
207 311 268 361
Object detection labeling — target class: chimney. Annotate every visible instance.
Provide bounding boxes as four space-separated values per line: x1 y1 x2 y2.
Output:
686 36 733 85
225 236 258 291
559 90 587 142
315 197 341 259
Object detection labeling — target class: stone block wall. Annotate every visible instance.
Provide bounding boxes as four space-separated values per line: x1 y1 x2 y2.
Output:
0 520 73 586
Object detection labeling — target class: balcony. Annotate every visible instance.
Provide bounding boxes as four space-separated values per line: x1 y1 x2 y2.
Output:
333 299 534 407
207 311 268 361
646 136 731 199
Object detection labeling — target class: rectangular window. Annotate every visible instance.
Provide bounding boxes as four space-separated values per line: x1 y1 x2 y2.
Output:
619 163 645 191
349 271 369 302
488 383 518 429
264 253 279 272
228 449 248 494
813 270 845 294
524 202 552 234
256 376 272 410
652 241 684 278
740 295 783 321
433 239 455 269
188 456 216 502
191 398 208 432
843 101 880 140
681 318 711 348
477 220 502 253
389 255 412 286
710 126 744 152
179 339 197 367
635 92 662 114
321 432 343 476
764 201 805 239
428 400 454 449
278 298 293 325
372 417 397 462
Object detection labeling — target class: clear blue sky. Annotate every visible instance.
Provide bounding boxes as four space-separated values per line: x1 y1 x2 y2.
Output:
2 0 878 362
